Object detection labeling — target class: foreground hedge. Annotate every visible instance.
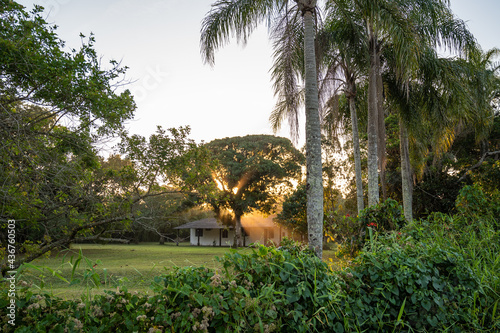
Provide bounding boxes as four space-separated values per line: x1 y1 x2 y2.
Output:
2 185 499 332
1 235 498 332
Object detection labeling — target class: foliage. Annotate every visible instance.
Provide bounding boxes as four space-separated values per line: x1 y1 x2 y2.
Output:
0 124 207 275
454 184 500 230
325 212 361 257
204 135 304 247
410 114 499 217
205 135 304 216
2 223 498 332
214 239 344 332
2 240 345 332
411 166 463 218
0 1 135 134
334 198 406 252
339 230 489 332
338 184 500 332
358 198 406 232
0 0 138 275
275 184 307 236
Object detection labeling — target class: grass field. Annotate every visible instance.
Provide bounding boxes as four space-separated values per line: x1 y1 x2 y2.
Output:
17 242 341 299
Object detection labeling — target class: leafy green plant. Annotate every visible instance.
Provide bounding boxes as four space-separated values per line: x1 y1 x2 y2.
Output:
332 199 407 255
151 240 345 332
455 184 500 231
339 231 486 332
1 229 497 332
358 198 406 232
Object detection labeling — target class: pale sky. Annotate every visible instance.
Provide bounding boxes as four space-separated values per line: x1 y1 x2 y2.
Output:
16 0 500 151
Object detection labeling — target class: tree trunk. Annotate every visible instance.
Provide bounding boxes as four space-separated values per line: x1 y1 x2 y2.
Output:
233 214 242 248
377 63 387 200
399 119 413 221
347 78 364 214
367 28 380 207
303 7 323 259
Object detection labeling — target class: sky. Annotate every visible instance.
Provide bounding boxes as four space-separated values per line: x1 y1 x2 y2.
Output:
15 0 500 151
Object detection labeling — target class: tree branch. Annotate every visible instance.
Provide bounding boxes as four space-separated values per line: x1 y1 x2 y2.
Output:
457 150 500 182
1 215 133 276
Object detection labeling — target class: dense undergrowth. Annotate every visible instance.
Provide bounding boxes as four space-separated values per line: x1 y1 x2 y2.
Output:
1 185 499 332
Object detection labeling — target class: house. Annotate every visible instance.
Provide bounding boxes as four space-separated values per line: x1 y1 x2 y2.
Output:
174 215 291 247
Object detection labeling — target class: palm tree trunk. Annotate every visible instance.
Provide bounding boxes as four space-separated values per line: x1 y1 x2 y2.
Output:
377 64 387 200
347 79 364 214
303 7 323 259
399 119 413 221
367 28 380 206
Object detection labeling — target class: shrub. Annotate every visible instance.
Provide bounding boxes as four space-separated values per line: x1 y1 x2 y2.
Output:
339 231 489 332
216 239 345 332
150 240 345 332
334 198 406 254
455 184 500 231
0 288 165 332
358 198 406 232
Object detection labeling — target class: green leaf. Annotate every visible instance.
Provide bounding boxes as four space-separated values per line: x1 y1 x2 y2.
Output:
333 322 345 333
427 315 438 327
432 278 444 291
421 299 432 311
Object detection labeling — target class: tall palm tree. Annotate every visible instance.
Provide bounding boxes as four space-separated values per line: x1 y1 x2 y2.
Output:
354 0 422 206
270 1 370 215
200 0 324 257
321 2 368 213
340 0 477 214
385 45 483 220
383 1 477 220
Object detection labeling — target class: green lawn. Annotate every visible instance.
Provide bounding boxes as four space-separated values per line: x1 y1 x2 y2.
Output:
17 242 341 299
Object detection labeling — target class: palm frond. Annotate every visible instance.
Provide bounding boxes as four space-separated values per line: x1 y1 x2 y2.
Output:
200 0 287 65
268 4 304 140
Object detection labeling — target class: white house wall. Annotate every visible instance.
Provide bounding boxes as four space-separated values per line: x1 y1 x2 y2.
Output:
189 227 290 247
189 228 232 247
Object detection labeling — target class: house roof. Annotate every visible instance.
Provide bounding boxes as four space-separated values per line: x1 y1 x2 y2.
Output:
174 215 278 230
174 218 227 230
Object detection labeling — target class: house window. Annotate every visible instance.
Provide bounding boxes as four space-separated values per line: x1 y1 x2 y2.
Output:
195 229 203 237
268 228 274 239
222 229 229 238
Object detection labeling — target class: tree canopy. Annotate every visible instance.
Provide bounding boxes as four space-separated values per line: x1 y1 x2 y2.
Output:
205 135 304 247
0 1 135 134
0 2 203 275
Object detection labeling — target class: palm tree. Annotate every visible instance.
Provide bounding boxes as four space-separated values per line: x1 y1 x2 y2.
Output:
383 2 477 220
200 0 324 257
385 45 484 220
354 0 422 206
320 3 368 213
270 1 371 215
337 0 478 216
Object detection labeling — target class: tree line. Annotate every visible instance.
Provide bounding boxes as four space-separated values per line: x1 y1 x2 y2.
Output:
200 0 499 256
1 0 498 275
0 2 302 275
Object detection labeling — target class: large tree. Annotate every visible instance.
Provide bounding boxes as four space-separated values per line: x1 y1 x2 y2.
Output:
0 1 135 135
0 3 216 275
200 0 324 257
0 121 207 276
0 2 138 275
386 47 499 218
204 135 304 248
382 2 477 219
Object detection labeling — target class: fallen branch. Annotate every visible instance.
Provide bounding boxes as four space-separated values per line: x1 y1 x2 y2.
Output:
74 236 131 244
